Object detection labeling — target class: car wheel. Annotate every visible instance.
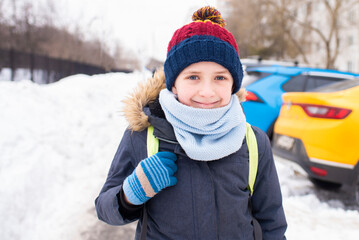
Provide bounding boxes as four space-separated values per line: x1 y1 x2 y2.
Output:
309 177 342 190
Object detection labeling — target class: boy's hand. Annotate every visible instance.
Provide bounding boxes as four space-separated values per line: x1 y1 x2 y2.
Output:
123 152 177 205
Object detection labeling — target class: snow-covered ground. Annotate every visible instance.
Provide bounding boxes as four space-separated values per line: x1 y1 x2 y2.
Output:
1 72 358 240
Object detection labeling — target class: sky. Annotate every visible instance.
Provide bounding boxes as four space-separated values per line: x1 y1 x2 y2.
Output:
1 70 359 239
58 0 219 61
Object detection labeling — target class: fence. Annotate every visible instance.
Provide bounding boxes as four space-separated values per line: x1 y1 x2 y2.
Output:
0 48 130 84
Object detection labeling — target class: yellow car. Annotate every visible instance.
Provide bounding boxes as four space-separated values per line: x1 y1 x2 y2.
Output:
272 79 359 188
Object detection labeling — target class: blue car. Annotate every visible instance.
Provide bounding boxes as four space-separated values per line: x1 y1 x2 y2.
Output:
241 65 359 140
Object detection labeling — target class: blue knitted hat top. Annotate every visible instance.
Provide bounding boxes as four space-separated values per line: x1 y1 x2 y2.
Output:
164 6 243 93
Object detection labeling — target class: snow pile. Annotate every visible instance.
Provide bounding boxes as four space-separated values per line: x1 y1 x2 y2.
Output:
0 72 358 240
0 72 146 239
275 157 359 239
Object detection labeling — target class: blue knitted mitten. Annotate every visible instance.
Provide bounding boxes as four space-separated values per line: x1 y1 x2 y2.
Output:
123 152 177 205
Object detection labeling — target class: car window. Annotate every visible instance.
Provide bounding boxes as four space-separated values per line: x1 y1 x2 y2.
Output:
304 76 343 91
313 79 359 92
282 74 355 92
281 75 306 92
242 71 271 87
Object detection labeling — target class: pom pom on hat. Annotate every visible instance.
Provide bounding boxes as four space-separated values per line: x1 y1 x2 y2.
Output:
164 6 243 93
192 6 226 27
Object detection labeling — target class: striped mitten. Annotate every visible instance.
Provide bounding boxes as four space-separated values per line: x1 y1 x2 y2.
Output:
123 152 177 205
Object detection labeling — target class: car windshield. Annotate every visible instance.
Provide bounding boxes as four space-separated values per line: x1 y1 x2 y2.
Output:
312 78 359 92
242 71 270 87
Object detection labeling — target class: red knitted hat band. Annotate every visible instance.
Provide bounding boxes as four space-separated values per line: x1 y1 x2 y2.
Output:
167 21 239 54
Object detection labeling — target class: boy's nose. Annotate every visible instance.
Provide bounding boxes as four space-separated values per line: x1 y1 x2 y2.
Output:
198 81 215 97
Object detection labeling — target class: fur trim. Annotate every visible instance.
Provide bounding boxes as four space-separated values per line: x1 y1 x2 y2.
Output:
122 70 166 131
236 88 246 102
122 69 246 132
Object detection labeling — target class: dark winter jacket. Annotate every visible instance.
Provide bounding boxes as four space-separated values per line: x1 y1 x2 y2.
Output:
95 70 287 239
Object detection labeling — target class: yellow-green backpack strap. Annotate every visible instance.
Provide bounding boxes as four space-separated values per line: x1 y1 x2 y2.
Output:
147 124 258 195
245 123 258 196
147 125 159 157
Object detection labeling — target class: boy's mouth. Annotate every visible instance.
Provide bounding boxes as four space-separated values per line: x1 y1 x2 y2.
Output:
192 100 220 108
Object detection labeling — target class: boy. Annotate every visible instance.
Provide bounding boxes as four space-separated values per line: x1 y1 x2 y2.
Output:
95 6 287 239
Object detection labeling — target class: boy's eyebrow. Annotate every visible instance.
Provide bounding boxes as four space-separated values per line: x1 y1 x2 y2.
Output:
181 70 201 74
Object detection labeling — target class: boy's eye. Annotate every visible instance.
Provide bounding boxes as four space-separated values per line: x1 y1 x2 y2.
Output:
188 75 199 80
215 76 226 80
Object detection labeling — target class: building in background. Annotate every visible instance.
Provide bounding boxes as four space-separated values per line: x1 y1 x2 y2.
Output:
335 5 359 72
305 1 359 73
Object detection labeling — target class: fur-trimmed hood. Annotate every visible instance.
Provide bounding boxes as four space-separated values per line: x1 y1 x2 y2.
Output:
122 69 247 132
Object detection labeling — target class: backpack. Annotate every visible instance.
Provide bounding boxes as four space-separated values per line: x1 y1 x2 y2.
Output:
141 123 262 240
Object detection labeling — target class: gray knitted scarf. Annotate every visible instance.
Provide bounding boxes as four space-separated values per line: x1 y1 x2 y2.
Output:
159 89 246 161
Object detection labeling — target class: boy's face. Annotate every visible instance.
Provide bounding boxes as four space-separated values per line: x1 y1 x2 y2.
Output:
172 62 234 109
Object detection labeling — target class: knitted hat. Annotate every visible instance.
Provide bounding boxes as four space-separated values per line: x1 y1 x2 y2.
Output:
164 6 243 93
